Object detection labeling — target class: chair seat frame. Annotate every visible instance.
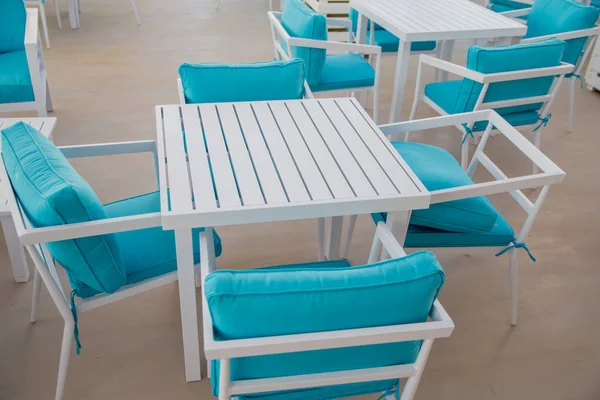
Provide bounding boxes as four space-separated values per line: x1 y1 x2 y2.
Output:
201 222 454 400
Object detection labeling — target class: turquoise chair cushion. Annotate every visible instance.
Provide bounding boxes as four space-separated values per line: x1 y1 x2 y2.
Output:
281 0 327 87
1 122 126 295
0 0 26 53
525 0 600 66
311 53 375 92
392 142 499 233
451 38 566 116
75 192 223 298
0 50 34 103
424 80 541 131
178 59 306 104
365 30 436 53
206 251 444 400
371 212 515 248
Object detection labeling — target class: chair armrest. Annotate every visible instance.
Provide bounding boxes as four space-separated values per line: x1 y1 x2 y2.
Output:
326 17 352 29
520 25 600 43
24 9 39 47
374 222 407 258
58 140 158 158
498 8 531 18
418 54 485 82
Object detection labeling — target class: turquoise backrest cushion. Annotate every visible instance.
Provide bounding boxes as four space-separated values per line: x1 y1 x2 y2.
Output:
393 141 499 233
525 0 599 66
178 59 306 104
205 251 445 396
1 122 126 295
281 0 327 87
0 0 26 53
455 38 566 116
489 0 530 8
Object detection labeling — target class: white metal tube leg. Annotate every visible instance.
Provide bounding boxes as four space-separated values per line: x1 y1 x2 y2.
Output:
533 126 542 174
436 40 455 82
1 217 30 283
67 0 78 28
130 0 141 25
568 78 575 133
55 322 74 400
342 214 357 259
327 216 344 260
39 3 50 48
509 248 519 326
31 268 42 323
46 81 53 112
461 135 470 170
218 359 231 400
389 40 412 123
399 339 434 400
175 229 202 382
53 0 62 29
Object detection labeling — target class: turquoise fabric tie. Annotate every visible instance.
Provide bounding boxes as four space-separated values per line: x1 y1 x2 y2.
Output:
376 381 401 400
572 73 584 89
533 114 552 132
461 124 474 144
69 290 82 355
495 240 536 262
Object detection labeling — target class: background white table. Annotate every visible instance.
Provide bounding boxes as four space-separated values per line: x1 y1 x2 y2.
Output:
155 98 429 382
350 0 527 123
0 118 56 282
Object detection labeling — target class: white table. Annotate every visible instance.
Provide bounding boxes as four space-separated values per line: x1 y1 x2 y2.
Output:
350 0 527 123
0 118 56 282
155 98 429 382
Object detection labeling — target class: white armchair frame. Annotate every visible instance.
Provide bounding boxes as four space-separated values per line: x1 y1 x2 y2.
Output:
500 8 600 133
0 9 53 117
0 140 195 400
25 0 62 48
339 110 566 326
408 54 574 171
268 11 382 122
201 222 454 400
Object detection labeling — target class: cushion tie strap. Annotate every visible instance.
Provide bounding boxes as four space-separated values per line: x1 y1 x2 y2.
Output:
533 114 552 132
572 73 584 89
69 290 82 355
495 240 536 262
377 381 401 400
461 124 475 145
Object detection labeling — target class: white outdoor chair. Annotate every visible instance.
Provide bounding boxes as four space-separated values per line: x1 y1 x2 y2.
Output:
0 122 221 400
407 39 573 172
0 6 53 117
25 0 61 48
333 110 565 326
201 221 454 400
268 0 382 122
66 0 141 28
500 0 600 133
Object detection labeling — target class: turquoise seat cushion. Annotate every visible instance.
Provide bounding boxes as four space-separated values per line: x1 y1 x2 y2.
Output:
206 251 444 400
0 50 34 104
450 38 566 116
392 142 499 233
281 0 327 87
371 212 515 248
366 29 436 53
74 192 223 298
1 122 126 295
525 0 599 66
178 59 306 104
311 53 375 92
0 0 26 53
424 80 541 131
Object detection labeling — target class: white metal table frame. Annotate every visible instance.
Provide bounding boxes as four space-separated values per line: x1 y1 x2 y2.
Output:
349 0 527 123
0 117 56 283
155 98 430 382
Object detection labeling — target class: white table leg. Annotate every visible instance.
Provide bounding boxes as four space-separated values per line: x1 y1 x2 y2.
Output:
1 217 29 283
356 12 368 45
389 40 412 123
68 0 79 28
383 211 411 259
175 228 201 382
326 216 344 260
436 40 455 82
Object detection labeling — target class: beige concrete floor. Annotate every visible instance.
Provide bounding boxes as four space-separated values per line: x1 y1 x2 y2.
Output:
1 0 600 399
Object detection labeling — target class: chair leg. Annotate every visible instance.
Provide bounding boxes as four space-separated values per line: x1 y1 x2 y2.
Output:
46 81 54 112
130 0 141 25
342 215 357 259
39 3 51 48
317 218 325 261
568 78 575 133
533 126 542 174
31 268 42 323
53 0 63 29
508 248 519 326
55 323 74 400
461 135 469 170
372 87 379 124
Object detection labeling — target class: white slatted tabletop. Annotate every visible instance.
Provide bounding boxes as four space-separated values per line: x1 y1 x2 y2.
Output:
350 0 527 42
156 98 429 230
